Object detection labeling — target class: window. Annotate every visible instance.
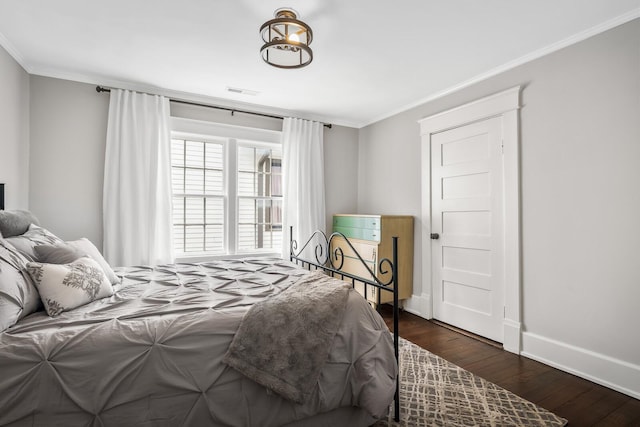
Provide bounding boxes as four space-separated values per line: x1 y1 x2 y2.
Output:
170 118 282 258
171 138 225 254
237 145 283 251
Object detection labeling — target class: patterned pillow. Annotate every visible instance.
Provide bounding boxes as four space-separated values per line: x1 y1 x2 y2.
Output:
0 240 41 331
26 257 114 317
5 224 64 261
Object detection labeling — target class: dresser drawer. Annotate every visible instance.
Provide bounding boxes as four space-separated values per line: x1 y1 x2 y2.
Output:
333 225 381 242
333 215 381 230
330 236 377 263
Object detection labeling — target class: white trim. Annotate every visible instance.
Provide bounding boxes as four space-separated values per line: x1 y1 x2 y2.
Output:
403 293 432 319
418 86 521 354
502 318 522 354
175 251 280 264
522 332 640 400
227 139 237 254
501 107 521 352
171 117 281 144
363 9 640 127
0 30 30 73
418 86 521 132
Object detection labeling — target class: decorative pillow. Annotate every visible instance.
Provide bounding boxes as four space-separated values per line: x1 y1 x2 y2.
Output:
0 240 42 331
0 210 40 238
26 257 114 317
5 224 64 261
66 238 120 285
34 240 120 285
34 244 86 265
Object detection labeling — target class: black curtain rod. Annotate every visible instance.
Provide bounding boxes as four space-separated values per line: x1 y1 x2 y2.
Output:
96 86 332 129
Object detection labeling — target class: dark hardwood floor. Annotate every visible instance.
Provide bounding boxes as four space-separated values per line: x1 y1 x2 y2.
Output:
380 307 640 426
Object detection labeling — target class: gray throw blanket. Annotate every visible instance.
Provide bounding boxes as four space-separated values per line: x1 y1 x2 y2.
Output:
223 271 351 404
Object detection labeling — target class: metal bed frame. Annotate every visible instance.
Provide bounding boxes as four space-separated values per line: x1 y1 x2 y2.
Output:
289 226 400 422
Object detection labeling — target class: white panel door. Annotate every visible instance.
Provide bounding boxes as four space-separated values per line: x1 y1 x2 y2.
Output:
431 116 504 342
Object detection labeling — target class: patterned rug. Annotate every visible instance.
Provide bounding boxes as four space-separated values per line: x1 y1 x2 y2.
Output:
375 338 568 427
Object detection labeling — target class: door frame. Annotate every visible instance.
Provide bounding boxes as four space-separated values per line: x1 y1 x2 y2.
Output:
418 86 521 354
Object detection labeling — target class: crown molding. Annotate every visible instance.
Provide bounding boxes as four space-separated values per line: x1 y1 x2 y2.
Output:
0 30 31 73
362 9 640 128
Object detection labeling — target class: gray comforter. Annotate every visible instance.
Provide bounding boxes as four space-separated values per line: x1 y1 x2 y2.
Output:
0 258 397 426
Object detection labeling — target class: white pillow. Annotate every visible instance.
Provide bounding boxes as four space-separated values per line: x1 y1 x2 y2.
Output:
27 257 114 317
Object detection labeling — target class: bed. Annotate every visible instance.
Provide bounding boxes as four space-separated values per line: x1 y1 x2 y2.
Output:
0 212 400 426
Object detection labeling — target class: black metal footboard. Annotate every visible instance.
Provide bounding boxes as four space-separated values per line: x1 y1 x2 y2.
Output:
289 226 401 422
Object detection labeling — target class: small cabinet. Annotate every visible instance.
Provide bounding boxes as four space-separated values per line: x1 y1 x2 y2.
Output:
331 214 414 306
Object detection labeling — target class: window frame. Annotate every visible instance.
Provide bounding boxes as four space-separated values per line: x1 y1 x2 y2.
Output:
171 134 228 256
235 140 283 254
171 117 282 262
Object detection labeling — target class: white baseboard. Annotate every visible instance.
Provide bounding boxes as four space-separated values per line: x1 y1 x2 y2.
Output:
522 332 640 400
403 293 432 319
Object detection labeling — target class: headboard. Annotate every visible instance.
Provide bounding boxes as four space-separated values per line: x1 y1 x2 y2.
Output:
0 183 4 210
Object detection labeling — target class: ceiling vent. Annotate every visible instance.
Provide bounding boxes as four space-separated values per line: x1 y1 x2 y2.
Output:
226 87 259 96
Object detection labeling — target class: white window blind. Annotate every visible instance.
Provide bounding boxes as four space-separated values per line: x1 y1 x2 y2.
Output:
171 138 225 254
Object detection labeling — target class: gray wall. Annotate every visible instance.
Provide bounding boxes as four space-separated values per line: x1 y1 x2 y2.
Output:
358 19 640 391
323 125 359 232
0 46 30 210
29 77 109 247
26 80 359 249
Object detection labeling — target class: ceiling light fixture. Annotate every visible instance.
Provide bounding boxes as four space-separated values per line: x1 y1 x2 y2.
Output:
260 8 313 69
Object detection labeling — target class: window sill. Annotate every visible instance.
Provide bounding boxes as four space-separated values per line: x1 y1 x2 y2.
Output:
174 251 282 264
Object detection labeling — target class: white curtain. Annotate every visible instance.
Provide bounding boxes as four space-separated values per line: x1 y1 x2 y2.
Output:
281 117 326 259
103 89 173 267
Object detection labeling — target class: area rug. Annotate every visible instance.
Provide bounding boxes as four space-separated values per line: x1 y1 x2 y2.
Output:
375 338 568 426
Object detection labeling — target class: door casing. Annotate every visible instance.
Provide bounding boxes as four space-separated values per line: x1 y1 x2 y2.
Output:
418 86 522 354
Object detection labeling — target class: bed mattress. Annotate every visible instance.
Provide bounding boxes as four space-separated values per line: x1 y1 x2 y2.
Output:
0 257 397 426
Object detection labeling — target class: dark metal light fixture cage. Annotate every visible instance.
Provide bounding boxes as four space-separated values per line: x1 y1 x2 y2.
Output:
260 8 313 69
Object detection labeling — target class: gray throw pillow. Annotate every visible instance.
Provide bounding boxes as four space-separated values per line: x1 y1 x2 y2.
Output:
0 240 41 332
34 244 86 265
66 238 120 285
0 210 40 238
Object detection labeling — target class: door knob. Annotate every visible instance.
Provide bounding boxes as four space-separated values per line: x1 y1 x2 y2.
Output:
430 233 440 240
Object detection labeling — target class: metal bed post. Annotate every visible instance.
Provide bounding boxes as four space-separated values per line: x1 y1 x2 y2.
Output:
392 236 400 422
289 225 293 262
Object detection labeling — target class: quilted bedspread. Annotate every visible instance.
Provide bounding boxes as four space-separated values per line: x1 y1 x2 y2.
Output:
0 258 397 427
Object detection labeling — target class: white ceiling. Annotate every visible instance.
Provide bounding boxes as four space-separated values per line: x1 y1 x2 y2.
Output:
1 0 638 128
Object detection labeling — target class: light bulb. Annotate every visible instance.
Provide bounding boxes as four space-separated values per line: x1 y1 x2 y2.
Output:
288 33 300 43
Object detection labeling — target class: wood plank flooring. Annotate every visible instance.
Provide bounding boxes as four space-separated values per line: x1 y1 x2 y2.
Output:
380 307 640 426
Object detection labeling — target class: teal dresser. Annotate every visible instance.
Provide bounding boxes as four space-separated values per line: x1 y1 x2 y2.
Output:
331 214 414 305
